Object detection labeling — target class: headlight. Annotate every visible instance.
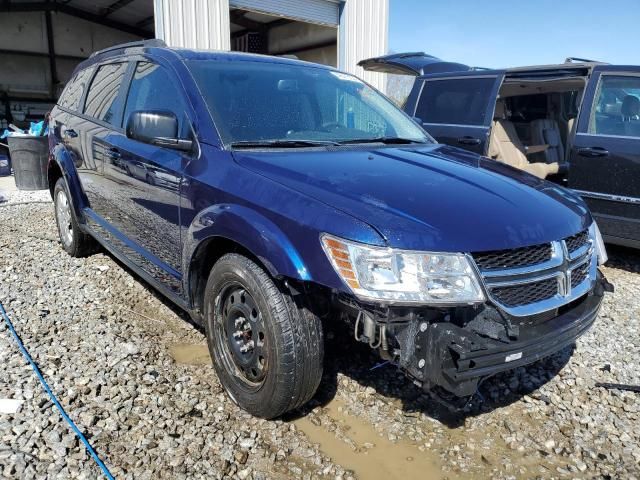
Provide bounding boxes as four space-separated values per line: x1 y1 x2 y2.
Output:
321 234 485 304
589 221 608 265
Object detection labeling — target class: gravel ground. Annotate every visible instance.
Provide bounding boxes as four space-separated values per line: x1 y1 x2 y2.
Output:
0 189 638 479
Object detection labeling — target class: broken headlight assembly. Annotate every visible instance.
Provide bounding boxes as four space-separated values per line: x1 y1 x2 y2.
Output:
321 234 485 305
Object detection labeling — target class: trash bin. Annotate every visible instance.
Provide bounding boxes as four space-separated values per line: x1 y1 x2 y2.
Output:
0 154 10 177
7 136 49 190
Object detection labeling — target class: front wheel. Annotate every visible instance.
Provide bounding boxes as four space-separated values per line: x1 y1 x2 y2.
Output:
204 253 323 419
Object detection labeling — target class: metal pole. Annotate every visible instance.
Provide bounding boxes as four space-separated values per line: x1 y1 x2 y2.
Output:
44 2 58 98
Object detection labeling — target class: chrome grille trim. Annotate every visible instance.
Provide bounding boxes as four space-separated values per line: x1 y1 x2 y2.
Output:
473 235 596 317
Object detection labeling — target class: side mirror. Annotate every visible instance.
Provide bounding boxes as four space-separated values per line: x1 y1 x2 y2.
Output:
126 110 193 151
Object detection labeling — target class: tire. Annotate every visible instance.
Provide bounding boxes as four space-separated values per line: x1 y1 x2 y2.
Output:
53 178 97 257
204 253 323 419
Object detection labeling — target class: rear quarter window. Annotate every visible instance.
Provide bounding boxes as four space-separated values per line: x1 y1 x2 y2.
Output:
58 67 93 112
415 77 496 126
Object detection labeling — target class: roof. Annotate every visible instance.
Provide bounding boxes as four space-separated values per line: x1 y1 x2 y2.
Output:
504 62 603 73
415 61 602 80
77 40 338 72
172 48 336 69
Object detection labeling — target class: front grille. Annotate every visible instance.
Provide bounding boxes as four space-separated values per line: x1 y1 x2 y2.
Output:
491 278 558 308
571 262 590 288
565 230 589 254
472 243 552 271
473 231 594 315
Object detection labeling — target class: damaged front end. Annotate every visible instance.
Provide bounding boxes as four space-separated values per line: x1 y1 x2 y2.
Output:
327 223 613 405
340 272 612 401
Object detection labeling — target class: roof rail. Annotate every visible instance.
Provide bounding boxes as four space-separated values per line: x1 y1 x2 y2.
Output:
564 56 607 64
90 39 167 58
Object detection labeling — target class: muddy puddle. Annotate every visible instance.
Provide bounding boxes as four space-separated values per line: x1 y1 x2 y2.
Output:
295 398 448 480
169 343 211 365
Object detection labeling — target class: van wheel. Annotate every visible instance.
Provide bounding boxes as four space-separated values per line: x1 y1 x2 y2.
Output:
204 253 323 419
53 178 97 257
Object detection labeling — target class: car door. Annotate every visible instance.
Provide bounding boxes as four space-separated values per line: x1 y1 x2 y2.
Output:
569 66 640 246
408 74 504 155
75 62 130 218
56 66 101 206
103 60 190 294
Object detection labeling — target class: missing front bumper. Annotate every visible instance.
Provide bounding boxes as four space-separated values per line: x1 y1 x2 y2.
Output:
401 273 609 397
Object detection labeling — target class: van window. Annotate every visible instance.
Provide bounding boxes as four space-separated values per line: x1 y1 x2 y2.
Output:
589 75 640 138
123 62 189 137
83 63 128 125
58 68 93 112
415 77 495 126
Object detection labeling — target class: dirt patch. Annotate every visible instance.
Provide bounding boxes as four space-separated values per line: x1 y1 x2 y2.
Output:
295 397 448 480
169 343 211 365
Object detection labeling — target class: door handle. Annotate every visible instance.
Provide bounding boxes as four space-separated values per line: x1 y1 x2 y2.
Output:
64 129 78 138
457 136 481 146
577 147 609 158
107 148 121 159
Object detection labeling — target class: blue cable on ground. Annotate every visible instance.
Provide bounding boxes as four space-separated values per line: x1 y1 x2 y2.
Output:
0 301 115 480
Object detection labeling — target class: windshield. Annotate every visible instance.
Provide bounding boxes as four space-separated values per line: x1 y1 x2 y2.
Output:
187 60 431 147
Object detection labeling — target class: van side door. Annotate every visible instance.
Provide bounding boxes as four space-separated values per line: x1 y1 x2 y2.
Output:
406 74 504 155
569 66 640 246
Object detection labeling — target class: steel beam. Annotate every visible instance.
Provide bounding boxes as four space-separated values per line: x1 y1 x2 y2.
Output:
0 49 87 62
45 3 58 96
0 2 152 37
100 0 136 17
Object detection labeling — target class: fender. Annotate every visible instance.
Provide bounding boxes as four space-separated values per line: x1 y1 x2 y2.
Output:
183 204 313 289
50 143 88 221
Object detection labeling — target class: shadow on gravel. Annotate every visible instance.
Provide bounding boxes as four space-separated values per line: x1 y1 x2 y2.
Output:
303 322 573 429
605 245 640 274
99 247 203 331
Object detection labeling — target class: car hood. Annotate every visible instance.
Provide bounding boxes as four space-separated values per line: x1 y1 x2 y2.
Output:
233 144 591 252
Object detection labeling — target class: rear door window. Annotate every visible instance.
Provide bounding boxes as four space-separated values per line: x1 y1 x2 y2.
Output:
58 67 93 111
588 74 640 137
83 62 128 126
123 62 189 137
415 77 496 126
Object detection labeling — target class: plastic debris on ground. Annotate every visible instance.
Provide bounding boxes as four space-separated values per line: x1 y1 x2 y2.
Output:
0 398 24 414
1 120 48 140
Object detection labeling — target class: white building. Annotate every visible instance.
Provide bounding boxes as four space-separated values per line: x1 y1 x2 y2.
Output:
0 0 389 129
155 0 389 91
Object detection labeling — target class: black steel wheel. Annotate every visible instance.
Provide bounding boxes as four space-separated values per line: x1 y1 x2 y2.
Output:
216 284 269 386
204 253 323 419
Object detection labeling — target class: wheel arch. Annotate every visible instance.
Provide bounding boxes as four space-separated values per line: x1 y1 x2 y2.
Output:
183 204 314 316
187 235 277 317
48 144 87 220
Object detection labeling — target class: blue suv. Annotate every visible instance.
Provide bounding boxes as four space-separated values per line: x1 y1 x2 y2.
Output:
48 41 611 418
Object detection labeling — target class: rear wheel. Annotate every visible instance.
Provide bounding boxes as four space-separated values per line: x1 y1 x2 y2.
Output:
53 178 97 257
204 253 323 419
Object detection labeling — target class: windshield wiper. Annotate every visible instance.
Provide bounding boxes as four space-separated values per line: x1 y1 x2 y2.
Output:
337 137 427 145
230 139 340 149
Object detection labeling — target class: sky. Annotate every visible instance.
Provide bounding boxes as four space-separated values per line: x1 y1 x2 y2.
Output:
389 0 639 69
